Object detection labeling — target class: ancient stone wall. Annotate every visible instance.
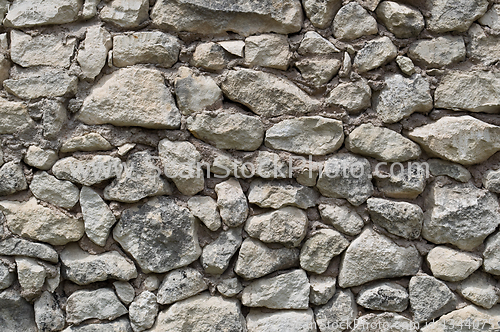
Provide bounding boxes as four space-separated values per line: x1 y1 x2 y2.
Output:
1 0 500 331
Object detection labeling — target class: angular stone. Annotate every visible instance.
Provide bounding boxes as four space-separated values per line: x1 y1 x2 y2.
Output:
479 4 500 30
483 232 500 275
218 40 245 57
245 34 291 70
4 69 78 100
248 179 318 209
484 169 500 193
187 111 265 151
61 133 112 153
113 31 180 68
265 116 344 155
143 276 161 292
375 165 427 200
357 282 409 312
215 178 248 227
39 99 67 140
113 281 135 305
0 53 10 85
34 291 65 332
130 291 158 332
221 69 321 117
52 155 123 186
4 0 82 28
16 257 46 300
409 275 456 323
303 0 342 29
0 237 58 263
113 197 201 273
30 172 80 209
296 58 341 88
298 31 339 55
428 159 471 183
0 98 33 135
333 2 378 40
242 269 309 309
191 42 228 71
314 289 357 332
408 36 466 68
326 79 371 114
317 153 373 206
62 318 132 332
374 74 433 124
217 278 243 297
24 147 57 171
201 228 242 274
346 123 421 162
157 267 207 305
319 204 364 236
353 37 397 73
246 308 316 332
66 288 128 324
77 26 112 80
61 244 137 285
80 186 116 246
81 0 99 19
460 272 499 309
0 289 37 332
427 246 482 282
338 228 421 288
253 151 289 179
423 305 500 332
426 0 488 33
396 56 416 76
78 67 181 129
151 0 303 36
309 275 336 306
351 313 417 332
376 1 424 38
300 228 349 274
188 196 221 231
100 0 149 28
0 162 27 196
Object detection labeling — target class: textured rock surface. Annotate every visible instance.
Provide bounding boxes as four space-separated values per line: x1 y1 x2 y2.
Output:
30 172 80 209
5 0 82 27
353 37 397 73
0 237 58 263
66 288 128 324
215 178 248 227
326 79 371 114
408 36 466 68
319 204 364 236
0 162 27 196
246 308 316 332
376 1 424 38
357 282 409 312
459 272 499 309
52 155 123 186
421 305 500 332
333 2 378 40
309 275 336 306
0 289 37 331
352 313 417 332
130 291 158 332
303 0 341 29
427 246 482 282
4 69 78 99
100 0 149 28
157 267 207 304
248 179 318 209
80 186 116 246
201 228 242 274
314 289 357 332
24 146 58 171
188 196 221 231
245 34 291 70
426 0 488 33
77 26 112 80
300 228 349 274
483 232 500 275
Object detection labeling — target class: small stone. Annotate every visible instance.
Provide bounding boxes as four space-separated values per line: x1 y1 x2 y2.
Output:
82 0 99 19
0 263 14 291
468 24 500 65
215 178 248 227
0 162 27 196
4 0 82 28
191 42 228 71
295 162 320 187
61 244 137 285
217 40 245 57
317 153 373 206
117 143 136 156
479 4 500 30
346 123 421 162
265 116 344 155
298 31 340 56
61 318 132 332
374 164 427 200
338 228 421 288
484 169 500 193
241 269 309 309
245 34 291 70
300 228 349 274
78 26 111 80
409 275 457 323
34 291 65 332
143 276 160 291
4 69 78 100
326 79 371 114
201 228 242 274
353 36 397 73
253 151 289 179
426 0 488 33
130 291 158 332
80 186 116 247
374 74 433 124
0 289 37 332
351 313 417 332
339 52 351 77
246 308 316 332
66 288 128 325
113 31 181 68
217 278 243 298
314 289 357 332
113 281 135 305
303 0 342 29
357 282 409 312
248 179 318 209
188 196 221 231
309 275 336 306
408 36 466 68
319 204 364 236
333 2 378 40
16 257 46 300
61 133 112 153
483 232 500 275
376 1 424 38
0 237 58 263
298 58 341 88
427 246 482 282
396 56 415 76
52 155 123 186
0 98 34 135
157 267 207 305
428 159 471 183
234 238 299 279
38 99 67 139
30 172 80 209
459 272 498 309
100 0 149 28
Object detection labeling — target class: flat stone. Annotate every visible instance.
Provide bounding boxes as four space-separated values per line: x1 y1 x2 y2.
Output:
479 4 500 30
151 0 303 36
24 147 58 171
130 291 158 332
100 0 149 28
217 278 243 297
421 305 500 332
0 237 58 263
408 36 466 68
376 1 424 38
460 272 499 309
30 172 80 209
61 244 137 285
374 74 433 124
333 2 377 40
396 56 416 76
296 58 341 88
241 269 310 309
77 26 112 80
78 67 181 129
191 42 228 71
357 282 409 312
234 238 299 279
113 281 135 305
201 228 242 274
80 186 116 246
34 291 65 332
314 289 357 332
264 116 344 155
428 159 471 183
309 275 336 306
248 179 318 209
4 69 78 100
346 123 421 162
0 162 27 196
0 98 34 135
66 288 128 324
245 34 291 70
0 289 37 332
246 308 316 332
351 313 417 332
52 155 123 186
426 0 488 33
317 153 373 206
61 133 112 153
113 31 181 68
303 0 341 29
353 37 397 73
427 246 482 282
215 178 248 227
338 228 421 288
300 228 349 274
483 232 500 275
113 197 201 273
217 40 245 57
326 79 371 114
319 204 364 236
62 318 132 332
4 0 82 28
16 257 46 300
157 267 208 305
221 69 321 117
188 196 221 231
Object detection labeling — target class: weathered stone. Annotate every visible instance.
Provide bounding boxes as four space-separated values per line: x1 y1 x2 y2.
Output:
426 0 488 33
460 272 499 309
100 0 149 28
217 278 243 297
298 58 341 88
0 53 10 85
0 98 33 135
188 196 221 231
52 155 123 186
242 269 309 309
4 0 82 28
351 313 417 332
408 36 466 68
61 244 137 285
66 288 128 324
484 169 500 193
78 67 181 129
80 186 116 246
191 42 228 71
421 305 500 332
201 228 242 274
143 276 160 292
215 178 248 227
326 79 371 114
113 197 201 273
62 318 132 332
77 26 112 80
319 204 364 236
396 56 416 76
338 228 421 288
253 151 289 179
409 275 457 323
221 69 321 117
30 172 79 209
353 37 397 73
428 159 471 182
374 74 433 124
0 238 58 263
300 228 349 274
34 291 65 332
0 289 37 332
151 0 303 36
235 238 299 279
346 124 421 162
81 0 99 19
4 69 78 100
0 162 27 196
157 267 207 305
333 2 378 40
376 1 424 38
218 40 245 57
427 246 482 282
469 23 500 67
187 111 265 151
130 291 158 332
357 282 409 312
248 179 318 209
423 181 500 251
298 31 339 55
16 257 46 299
295 162 321 187
245 34 291 70
479 4 500 30
303 0 341 29
314 289 357 332
309 275 336 306
483 232 500 275
148 293 246 332
113 281 135 305
246 308 316 332
38 99 67 139
265 116 344 155
113 32 180 68
0 261 13 290
61 133 112 153
317 153 373 206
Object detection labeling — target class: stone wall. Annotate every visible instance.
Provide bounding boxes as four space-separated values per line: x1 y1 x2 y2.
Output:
1 0 500 331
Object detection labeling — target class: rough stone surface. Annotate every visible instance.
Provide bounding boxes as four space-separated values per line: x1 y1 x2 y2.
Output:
113 281 135 305
100 0 149 28
34 291 65 332
246 308 316 332
0 98 33 135
314 289 357 332
459 272 499 309
353 37 397 73
319 204 364 236
428 159 471 182
374 163 427 199
191 42 228 71
61 318 132 332
483 232 500 275
0 289 37 332
4 69 78 100
303 0 342 29
30 172 80 209
130 291 158 332
426 0 488 33
421 305 500 332
201 228 242 274
376 1 424 38
300 228 349 274
479 4 500 30
298 31 339 55
215 178 248 227
351 313 417 332
296 58 341 88
0 237 58 263
60 133 112 153
77 26 112 80
326 79 371 114
427 246 482 282
248 179 318 209
309 275 336 306
157 267 207 305
0 162 27 196
16 257 46 300
188 196 221 231
408 36 466 68
52 155 123 186
483 169 500 193
217 278 243 298
66 288 128 324
396 56 415 76
245 34 291 70
24 146 58 171
4 0 82 28
80 186 116 247
357 282 409 312
333 3 378 40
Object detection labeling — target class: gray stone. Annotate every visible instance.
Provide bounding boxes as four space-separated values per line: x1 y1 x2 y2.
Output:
15 257 46 300
314 289 357 332
4 69 78 100
317 153 373 206
376 1 424 38
4 0 82 28
460 272 499 309
427 246 482 282
52 155 123 186
338 228 421 288
326 79 371 114
113 197 201 273
151 0 303 36
34 291 65 332
221 68 321 117
191 42 228 71
82 0 99 19
100 0 149 28
38 99 68 139
245 34 291 70
333 2 378 40
0 237 58 263
218 40 245 57
61 244 137 285
30 172 80 209
246 308 316 332
61 133 112 153
319 204 364 236
408 36 466 68
421 305 500 332
265 116 344 155
303 0 341 29
374 163 427 199
143 276 160 292
66 288 128 324
396 56 416 76
130 291 158 332
188 196 221 231
374 74 433 124
113 281 135 305
241 269 309 309
296 58 341 88
253 151 289 179
353 37 397 73
157 267 207 305
0 289 37 332
62 318 132 332
479 4 500 30
357 282 409 312
351 313 417 332
0 162 27 196
215 178 248 227
300 228 349 274
80 186 116 247
469 24 500 65
428 159 471 182
483 232 500 275
309 275 336 306
426 0 488 33
78 67 181 129
217 278 243 298
201 228 242 274
24 147 58 171
0 98 34 135
298 31 340 55
77 26 112 80
484 169 500 193
248 179 319 209
0 262 14 290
